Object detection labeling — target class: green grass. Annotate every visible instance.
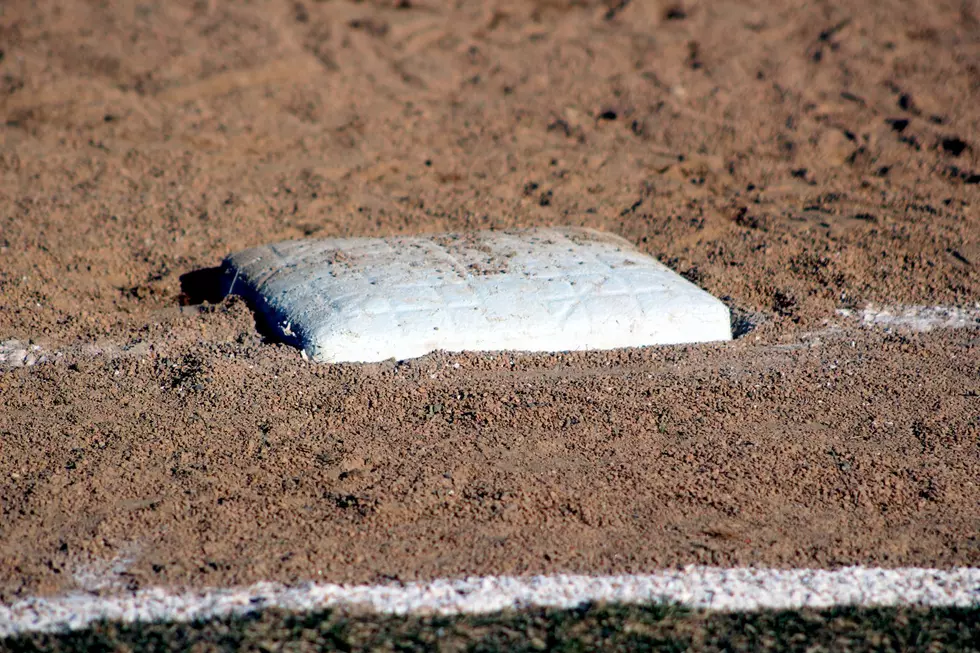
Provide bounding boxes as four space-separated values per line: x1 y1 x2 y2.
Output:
5 603 979 652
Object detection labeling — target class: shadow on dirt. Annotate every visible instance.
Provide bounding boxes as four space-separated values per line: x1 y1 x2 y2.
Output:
728 304 768 339
178 266 227 306
178 265 284 344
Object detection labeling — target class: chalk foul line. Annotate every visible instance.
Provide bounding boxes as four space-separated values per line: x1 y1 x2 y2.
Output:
2 567 978 638
838 304 980 331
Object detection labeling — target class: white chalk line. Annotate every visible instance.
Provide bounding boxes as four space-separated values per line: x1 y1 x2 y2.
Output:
0 339 49 371
838 304 980 332
3 303 979 374
2 567 978 638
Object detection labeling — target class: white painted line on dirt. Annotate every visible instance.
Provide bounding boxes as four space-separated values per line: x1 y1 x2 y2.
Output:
838 304 980 331
222 228 732 363
2 567 978 638
0 340 47 371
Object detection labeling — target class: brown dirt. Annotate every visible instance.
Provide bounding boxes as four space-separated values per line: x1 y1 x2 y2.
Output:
0 0 978 601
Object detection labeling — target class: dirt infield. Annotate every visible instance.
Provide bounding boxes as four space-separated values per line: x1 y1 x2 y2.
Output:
1 0 978 601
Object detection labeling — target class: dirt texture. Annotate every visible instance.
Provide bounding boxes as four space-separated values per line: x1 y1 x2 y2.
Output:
1 0 979 600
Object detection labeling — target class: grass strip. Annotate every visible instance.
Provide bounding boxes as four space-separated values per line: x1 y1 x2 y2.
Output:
5 603 979 652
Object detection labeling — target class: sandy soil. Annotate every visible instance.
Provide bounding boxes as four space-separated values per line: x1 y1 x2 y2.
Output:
0 0 978 600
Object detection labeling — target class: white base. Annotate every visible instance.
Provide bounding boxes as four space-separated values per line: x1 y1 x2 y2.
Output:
222 228 731 363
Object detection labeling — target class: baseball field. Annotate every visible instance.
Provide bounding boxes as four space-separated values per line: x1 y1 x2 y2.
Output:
1 0 978 648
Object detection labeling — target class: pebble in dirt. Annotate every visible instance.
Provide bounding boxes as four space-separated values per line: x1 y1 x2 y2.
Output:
221 227 731 363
